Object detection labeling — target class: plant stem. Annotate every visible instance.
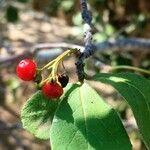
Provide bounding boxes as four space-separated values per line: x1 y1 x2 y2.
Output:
76 0 94 82
39 49 76 71
111 65 150 75
38 49 78 87
40 59 56 71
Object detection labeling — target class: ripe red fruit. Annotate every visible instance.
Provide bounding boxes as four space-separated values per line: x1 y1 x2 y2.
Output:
42 82 63 99
16 59 37 81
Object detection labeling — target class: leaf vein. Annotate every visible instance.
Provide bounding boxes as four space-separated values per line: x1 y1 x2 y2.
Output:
66 130 78 150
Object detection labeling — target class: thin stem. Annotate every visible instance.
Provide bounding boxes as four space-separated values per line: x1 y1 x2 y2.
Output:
54 49 72 61
39 49 74 71
51 50 74 79
111 65 150 75
38 49 78 87
51 62 59 80
39 78 49 87
39 59 56 71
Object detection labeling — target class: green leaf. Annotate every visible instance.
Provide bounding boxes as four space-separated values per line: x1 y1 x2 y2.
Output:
21 84 76 140
93 72 150 149
72 12 82 26
17 0 29 3
50 83 132 150
61 0 74 12
93 32 107 42
21 91 59 139
6 5 19 22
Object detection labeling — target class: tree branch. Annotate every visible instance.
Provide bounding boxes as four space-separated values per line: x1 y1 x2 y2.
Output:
76 0 95 82
95 37 150 52
0 38 150 67
0 43 84 67
0 122 22 131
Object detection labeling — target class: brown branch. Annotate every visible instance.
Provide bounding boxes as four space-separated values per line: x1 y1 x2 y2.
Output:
1 38 150 67
0 122 22 131
0 43 84 67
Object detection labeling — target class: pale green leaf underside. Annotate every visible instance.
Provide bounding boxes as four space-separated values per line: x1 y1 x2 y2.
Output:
93 72 150 149
50 83 132 150
21 91 59 139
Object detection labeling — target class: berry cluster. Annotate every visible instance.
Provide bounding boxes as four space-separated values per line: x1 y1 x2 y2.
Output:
16 58 69 100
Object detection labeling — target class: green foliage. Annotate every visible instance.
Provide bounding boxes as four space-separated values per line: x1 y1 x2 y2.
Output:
61 0 74 12
21 84 76 139
111 53 132 66
93 32 107 42
50 83 132 150
47 0 62 16
93 24 115 42
21 72 150 149
6 5 19 22
72 12 82 26
93 72 150 149
17 0 29 3
21 91 59 139
6 78 20 101
21 83 132 149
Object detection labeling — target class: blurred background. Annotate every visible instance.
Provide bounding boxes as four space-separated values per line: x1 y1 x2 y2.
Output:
0 0 150 149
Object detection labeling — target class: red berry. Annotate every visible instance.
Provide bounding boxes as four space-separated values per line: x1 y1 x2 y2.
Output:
16 59 37 81
42 82 63 99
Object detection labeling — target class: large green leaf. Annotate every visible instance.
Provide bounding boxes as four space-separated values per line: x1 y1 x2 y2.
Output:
50 83 132 150
21 91 59 139
93 72 150 149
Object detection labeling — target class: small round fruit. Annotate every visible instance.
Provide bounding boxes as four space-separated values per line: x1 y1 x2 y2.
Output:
42 82 63 99
58 74 69 87
16 59 37 81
